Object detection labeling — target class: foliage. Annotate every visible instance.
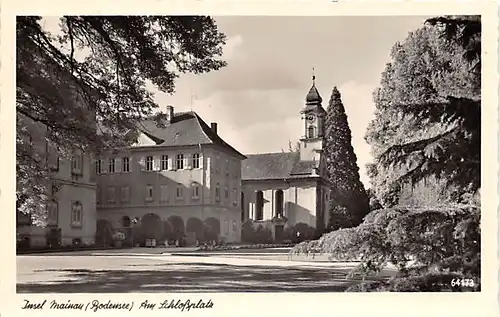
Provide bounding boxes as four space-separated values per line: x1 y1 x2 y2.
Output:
17 16 227 221
326 205 351 231
112 231 126 241
365 16 481 207
366 189 382 211
241 220 274 244
288 140 301 153
292 222 316 241
290 204 480 291
324 87 369 226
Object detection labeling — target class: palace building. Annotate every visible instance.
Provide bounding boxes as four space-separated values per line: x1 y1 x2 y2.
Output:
95 106 246 245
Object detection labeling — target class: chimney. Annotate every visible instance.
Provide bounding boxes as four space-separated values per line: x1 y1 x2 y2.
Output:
210 122 217 134
166 105 174 123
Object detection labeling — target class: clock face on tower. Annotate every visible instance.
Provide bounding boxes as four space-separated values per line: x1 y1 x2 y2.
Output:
306 114 315 123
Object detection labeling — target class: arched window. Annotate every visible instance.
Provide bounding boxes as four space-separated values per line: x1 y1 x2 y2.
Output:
308 125 315 138
71 201 83 228
191 182 200 199
275 190 284 217
255 190 264 220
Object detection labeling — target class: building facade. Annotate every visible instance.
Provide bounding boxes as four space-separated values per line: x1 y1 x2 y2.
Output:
17 116 97 248
95 107 246 245
240 77 332 242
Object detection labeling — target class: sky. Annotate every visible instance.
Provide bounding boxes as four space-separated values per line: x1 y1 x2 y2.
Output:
153 16 429 186
41 16 429 187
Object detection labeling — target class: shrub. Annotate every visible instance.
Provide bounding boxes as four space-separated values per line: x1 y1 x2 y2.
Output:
241 220 273 244
290 204 480 291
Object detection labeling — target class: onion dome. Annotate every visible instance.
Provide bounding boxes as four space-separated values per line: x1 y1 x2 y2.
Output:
305 75 322 105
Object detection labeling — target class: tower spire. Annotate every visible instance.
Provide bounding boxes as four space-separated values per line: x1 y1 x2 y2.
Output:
305 67 322 105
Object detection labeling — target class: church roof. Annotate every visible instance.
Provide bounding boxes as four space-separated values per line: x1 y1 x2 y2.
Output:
241 152 318 181
305 76 322 105
102 111 246 159
306 85 322 105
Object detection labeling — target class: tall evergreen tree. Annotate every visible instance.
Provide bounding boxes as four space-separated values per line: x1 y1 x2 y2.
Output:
324 87 369 229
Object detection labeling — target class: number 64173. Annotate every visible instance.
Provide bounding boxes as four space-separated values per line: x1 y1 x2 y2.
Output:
451 278 475 288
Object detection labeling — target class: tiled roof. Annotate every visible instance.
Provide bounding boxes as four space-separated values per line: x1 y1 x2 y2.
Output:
137 112 211 147
241 152 317 181
140 111 246 159
101 111 245 159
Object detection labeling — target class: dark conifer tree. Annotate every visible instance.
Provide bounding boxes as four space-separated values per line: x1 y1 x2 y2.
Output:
324 87 369 229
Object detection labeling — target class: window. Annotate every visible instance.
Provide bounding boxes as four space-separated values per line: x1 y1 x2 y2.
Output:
192 183 200 199
275 189 284 217
233 188 237 206
146 185 154 201
122 216 131 228
122 157 130 172
255 190 264 220
225 159 229 175
176 154 184 170
215 183 220 202
176 186 184 200
146 156 154 171
232 220 237 233
108 158 115 173
71 201 83 228
47 200 58 227
161 155 169 170
231 161 237 178
108 187 115 203
241 192 245 222
192 153 200 169
224 186 229 199
47 143 59 171
215 154 220 173
160 185 169 202
308 125 315 138
96 159 102 174
121 186 130 202
71 154 82 174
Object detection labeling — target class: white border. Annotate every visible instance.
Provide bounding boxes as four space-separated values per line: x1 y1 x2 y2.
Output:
1 1 498 317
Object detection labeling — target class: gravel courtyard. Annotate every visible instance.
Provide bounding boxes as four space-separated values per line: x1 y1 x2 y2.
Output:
17 250 397 293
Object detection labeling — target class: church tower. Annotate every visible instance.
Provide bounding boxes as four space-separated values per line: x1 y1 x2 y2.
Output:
299 74 326 162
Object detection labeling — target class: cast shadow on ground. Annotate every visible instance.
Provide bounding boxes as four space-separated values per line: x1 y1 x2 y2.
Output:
17 262 388 293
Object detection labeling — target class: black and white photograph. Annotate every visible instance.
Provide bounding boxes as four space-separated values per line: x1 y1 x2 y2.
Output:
4 2 499 316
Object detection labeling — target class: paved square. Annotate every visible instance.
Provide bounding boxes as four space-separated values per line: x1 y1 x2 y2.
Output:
17 252 395 293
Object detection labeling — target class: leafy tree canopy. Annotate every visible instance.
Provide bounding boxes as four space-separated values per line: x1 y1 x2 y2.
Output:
17 16 227 222
365 16 480 207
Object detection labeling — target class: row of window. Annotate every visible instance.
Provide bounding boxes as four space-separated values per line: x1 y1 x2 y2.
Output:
46 200 83 228
96 153 202 174
100 183 239 205
95 153 240 177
